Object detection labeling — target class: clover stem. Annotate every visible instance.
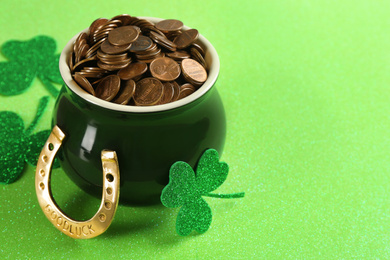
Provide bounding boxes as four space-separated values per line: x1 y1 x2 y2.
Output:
25 96 50 136
203 192 245 199
40 76 60 98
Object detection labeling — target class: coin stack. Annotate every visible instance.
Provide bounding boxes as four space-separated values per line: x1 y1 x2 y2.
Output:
69 14 209 106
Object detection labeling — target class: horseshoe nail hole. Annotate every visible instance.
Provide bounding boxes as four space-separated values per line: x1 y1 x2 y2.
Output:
39 182 45 190
104 201 112 210
106 173 114 182
106 187 112 195
99 213 106 222
39 169 45 177
48 143 54 151
42 155 48 163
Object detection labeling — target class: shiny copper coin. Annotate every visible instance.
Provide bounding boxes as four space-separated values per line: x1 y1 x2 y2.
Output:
150 31 176 52
89 18 109 39
73 74 95 96
132 19 155 32
68 51 74 72
190 47 206 68
129 35 153 52
76 43 89 63
95 75 121 101
76 71 105 78
98 57 130 64
166 30 182 41
181 82 196 91
150 57 181 81
82 67 107 73
178 83 195 99
166 50 191 60
74 32 88 53
191 42 205 56
171 81 181 101
136 47 161 60
158 81 175 104
94 19 122 37
93 20 123 43
148 26 166 37
112 79 136 105
173 29 199 49
108 25 140 46
72 56 98 72
117 62 148 80
78 67 107 78
97 50 128 61
100 39 132 54
97 61 130 71
133 77 164 106
98 57 132 65
91 77 104 86
181 58 207 84
110 14 133 26
85 38 106 58
155 19 183 33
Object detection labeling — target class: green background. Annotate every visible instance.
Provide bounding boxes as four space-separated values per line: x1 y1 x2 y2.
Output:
1 0 390 258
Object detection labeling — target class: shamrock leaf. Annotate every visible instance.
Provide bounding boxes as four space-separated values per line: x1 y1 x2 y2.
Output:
161 149 245 236
0 35 62 97
0 96 59 184
161 161 197 207
177 197 212 236
0 112 27 183
196 149 229 194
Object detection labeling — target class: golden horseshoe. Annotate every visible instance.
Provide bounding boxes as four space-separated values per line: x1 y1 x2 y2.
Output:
35 125 120 239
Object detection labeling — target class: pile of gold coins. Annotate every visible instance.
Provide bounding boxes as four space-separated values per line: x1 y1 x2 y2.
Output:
69 14 208 106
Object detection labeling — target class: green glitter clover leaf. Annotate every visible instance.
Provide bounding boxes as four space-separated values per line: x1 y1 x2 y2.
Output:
0 35 63 97
0 96 59 184
161 149 245 236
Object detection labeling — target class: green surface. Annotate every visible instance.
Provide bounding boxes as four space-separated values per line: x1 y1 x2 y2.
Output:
1 0 390 258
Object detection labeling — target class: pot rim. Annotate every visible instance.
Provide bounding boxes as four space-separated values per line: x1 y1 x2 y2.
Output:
59 16 220 113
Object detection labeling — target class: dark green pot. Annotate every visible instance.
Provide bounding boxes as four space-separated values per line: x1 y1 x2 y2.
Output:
56 17 225 205
52 84 225 204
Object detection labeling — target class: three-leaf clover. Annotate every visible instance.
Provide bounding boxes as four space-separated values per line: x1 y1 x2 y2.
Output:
0 35 63 97
161 149 245 236
0 96 59 184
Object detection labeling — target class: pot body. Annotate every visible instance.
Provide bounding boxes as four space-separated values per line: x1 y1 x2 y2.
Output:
52 84 226 204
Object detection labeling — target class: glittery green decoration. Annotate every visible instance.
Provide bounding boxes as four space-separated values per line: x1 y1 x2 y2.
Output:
0 35 63 97
161 149 245 236
0 96 59 184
